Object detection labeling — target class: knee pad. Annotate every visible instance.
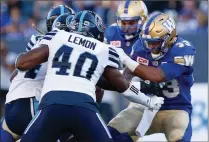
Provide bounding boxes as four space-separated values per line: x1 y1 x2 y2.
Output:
107 126 133 142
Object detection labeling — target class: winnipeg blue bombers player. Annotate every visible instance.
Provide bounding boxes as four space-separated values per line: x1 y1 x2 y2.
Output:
105 0 148 56
109 13 196 142
0 5 75 142
16 11 164 142
102 0 148 125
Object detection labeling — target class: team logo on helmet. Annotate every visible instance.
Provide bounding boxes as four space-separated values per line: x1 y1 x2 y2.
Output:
95 14 104 32
56 22 61 27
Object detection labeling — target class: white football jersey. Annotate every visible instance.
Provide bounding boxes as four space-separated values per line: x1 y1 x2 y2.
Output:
6 34 47 103
39 30 120 102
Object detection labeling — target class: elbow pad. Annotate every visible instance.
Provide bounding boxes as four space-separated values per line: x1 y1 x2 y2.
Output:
122 81 151 107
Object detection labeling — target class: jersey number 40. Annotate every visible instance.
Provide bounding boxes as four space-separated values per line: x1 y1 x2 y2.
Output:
52 45 98 80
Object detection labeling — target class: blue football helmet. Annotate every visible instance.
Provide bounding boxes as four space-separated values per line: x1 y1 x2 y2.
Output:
46 5 75 31
116 0 148 39
52 13 74 31
68 10 105 42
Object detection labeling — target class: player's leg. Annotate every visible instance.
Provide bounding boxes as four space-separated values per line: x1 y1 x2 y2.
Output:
1 97 37 142
108 102 145 135
161 110 191 142
69 106 113 142
1 119 17 142
107 102 145 142
20 105 65 142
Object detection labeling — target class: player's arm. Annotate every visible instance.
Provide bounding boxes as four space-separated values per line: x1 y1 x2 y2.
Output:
123 67 135 82
15 44 49 71
114 46 165 82
96 75 116 91
103 66 164 109
103 66 129 93
116 47 194 83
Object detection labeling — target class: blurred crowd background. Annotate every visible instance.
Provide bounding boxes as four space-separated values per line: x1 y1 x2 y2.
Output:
0 0 208 122
1 0 208 41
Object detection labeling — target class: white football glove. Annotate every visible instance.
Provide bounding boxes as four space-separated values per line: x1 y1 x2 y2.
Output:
147 95 164 110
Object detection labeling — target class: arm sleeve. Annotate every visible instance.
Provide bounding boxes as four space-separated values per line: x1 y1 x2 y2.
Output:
158 63 193 81
26 35 37 52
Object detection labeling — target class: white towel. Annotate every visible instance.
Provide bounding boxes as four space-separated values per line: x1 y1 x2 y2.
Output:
135 107 159 137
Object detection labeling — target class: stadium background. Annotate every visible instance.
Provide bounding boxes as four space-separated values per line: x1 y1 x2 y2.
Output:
0 0 208 141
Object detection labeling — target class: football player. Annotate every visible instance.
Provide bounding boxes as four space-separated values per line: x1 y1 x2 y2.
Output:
105 0 148 56
109 13 196 142
0 5 75 142
16 10 164 142
101 0 148 124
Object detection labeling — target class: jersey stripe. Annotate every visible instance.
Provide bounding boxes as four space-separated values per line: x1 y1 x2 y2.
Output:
26 36 36 51
109 57 119 68
42 36 53 40
144 13 161 35
108 47 120 68
109 47 117 52
109 50 119 58
130 85 139 95
124 0 131 13
45 32 57 36
26 45 31 51
29 40 35 47
42 31 57 40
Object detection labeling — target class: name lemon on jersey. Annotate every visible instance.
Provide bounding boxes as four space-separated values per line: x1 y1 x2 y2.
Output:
68 34 97 50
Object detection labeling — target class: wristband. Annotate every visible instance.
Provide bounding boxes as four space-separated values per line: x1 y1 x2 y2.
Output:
122 81 150 106
123 55 139 72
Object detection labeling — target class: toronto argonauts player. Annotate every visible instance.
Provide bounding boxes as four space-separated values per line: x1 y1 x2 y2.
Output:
109 13 196 142
0 5 75 142
16 11 164 142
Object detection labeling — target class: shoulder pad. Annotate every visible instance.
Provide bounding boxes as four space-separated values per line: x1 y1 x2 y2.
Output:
172 38 196 66
26 34 43 51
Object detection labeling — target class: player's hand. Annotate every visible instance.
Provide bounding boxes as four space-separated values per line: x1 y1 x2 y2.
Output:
140 80 164 97
147 95 164 110
148 96 164 110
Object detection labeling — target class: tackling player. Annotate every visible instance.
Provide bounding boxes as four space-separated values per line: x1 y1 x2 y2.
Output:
0 5 75 142
109 13 196 142
16 10 164 142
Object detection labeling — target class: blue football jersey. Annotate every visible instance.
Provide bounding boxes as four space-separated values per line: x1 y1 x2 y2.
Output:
104 23 140 56
131 37 196 114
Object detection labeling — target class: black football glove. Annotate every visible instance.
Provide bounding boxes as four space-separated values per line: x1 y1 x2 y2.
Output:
140 80 164 97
